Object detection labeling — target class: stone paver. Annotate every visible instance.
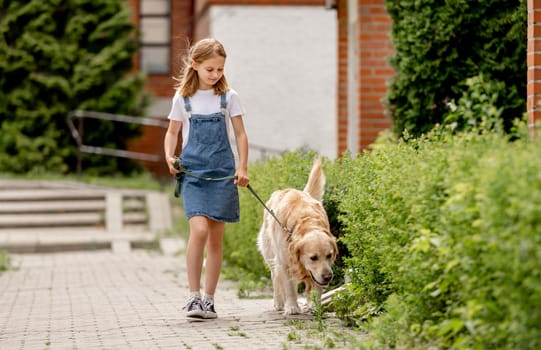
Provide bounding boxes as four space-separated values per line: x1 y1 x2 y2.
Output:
0 249 358 350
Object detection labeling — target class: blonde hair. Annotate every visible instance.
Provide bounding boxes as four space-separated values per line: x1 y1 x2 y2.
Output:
175 38 229 97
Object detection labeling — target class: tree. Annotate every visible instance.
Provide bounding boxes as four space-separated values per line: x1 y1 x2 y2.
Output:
0 0 148 174
384 0 527 137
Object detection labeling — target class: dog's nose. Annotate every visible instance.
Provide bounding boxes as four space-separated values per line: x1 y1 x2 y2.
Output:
322 272 333 283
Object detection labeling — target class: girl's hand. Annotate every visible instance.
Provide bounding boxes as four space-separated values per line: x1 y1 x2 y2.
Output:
234 168 249 187
167 156 180 175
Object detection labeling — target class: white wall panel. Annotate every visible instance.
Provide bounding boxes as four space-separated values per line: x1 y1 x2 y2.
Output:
210 6 337 160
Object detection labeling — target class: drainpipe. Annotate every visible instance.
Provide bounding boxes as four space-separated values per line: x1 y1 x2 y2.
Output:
347 0 359 153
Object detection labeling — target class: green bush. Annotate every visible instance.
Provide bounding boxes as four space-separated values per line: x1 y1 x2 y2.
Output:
222 122 541 349
443 74 505 133
333 123 541 349
0 0 149 175
385 0 526 137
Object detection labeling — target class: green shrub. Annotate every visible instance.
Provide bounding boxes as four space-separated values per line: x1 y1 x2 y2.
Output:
223 123 541 348
385 0 526 137
333 124 541 349
443 74 505 133
0 0 149 175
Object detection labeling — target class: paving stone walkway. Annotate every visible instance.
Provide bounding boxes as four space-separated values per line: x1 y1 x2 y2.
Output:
0 249 360 350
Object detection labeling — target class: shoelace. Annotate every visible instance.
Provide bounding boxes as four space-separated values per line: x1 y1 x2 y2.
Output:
203 298 214 310
183 296 202 310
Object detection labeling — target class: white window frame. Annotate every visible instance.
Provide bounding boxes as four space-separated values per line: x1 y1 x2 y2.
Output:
139 0 171 74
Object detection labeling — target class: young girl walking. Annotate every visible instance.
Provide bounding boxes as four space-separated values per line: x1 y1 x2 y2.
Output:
164 38 249 320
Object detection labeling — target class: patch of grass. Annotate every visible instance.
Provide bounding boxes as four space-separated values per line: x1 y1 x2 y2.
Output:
284 309 365 349
227 325 248 338
236 279 273 299
164 195 190 240
0 249 11 274
310 291 325 331
286 330 302 343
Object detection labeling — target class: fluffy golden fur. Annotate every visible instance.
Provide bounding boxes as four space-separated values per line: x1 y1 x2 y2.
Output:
257 159 338 315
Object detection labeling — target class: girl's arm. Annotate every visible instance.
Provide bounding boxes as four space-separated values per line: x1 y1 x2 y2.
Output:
230 116 249 187
164 120 182 175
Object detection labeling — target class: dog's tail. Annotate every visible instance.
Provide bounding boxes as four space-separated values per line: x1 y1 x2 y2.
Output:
303 158 325 201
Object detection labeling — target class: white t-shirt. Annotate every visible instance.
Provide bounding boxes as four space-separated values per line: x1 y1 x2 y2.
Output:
167 89 245 149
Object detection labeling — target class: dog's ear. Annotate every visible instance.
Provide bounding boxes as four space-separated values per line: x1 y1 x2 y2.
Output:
287 238 304 278
288 238 302 264
330 235 338 260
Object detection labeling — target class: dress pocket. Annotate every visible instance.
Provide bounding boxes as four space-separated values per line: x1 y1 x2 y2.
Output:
192 116 225 145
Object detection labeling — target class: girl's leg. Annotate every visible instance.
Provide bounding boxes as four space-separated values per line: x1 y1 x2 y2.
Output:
186 216 209 293
203 219 225 296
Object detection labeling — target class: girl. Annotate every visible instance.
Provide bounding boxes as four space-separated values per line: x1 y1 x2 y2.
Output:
164 38 249 320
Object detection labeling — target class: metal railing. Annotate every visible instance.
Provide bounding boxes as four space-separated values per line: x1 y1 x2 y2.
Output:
67 110 170 177
67 110 284 177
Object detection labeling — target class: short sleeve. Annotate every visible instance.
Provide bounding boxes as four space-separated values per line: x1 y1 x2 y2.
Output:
167 91 189 121
228 89 246 118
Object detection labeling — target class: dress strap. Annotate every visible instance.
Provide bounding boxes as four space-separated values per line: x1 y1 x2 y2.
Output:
220 93 229 118
183 96 192 118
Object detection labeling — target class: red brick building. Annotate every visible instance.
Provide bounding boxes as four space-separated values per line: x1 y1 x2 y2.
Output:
126 0 393 177
528 0 541 137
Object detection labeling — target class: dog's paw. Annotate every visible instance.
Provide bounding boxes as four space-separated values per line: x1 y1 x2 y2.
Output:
283 302 301 315
299 299 312 313
274 301 284 311
273 295 284 311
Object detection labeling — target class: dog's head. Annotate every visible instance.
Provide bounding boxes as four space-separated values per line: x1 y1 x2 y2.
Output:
290 230 338 287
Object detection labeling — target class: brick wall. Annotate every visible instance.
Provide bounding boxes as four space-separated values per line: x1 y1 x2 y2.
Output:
528 0 541 137
335 0 394 155
128 0 397 178
336 0 349 155
358 0 393 150
125 1 194 178
128 0 194 98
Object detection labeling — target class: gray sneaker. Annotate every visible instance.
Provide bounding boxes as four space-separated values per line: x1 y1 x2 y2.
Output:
183 295 205 319
203 298 218 319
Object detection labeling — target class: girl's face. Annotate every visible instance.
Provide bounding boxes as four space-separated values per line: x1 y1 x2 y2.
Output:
192 55 225 90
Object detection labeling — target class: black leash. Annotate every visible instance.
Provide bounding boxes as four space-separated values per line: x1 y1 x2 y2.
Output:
244 183 293 237
173 158 292 237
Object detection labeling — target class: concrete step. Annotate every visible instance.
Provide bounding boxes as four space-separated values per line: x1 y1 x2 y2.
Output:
0 200 106 214
0 189 105 202
0 213 104 228
0 179 173 253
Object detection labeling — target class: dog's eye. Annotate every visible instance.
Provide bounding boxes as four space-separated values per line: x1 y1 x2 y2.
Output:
310 255 318 261
326 253 332 259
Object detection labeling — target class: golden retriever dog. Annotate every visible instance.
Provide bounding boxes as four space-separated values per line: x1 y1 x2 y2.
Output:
257 159 338 315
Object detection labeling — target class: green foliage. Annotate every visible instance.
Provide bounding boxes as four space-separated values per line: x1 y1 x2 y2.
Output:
0 0 149 175
222 122 541 348
334 123 541 349
443 74 505 131
385 0 526 136
0 249 10 274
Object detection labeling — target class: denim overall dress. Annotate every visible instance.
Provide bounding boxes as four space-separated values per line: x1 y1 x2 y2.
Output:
179 93 239 222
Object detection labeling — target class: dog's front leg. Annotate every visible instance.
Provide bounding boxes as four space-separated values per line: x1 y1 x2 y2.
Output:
271 269 284 311
283 277 300 315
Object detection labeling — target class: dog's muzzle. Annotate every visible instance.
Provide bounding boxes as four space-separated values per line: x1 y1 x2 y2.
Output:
310 271 333 286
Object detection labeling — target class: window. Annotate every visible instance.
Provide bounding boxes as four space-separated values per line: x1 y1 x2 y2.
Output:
140 0 170 74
